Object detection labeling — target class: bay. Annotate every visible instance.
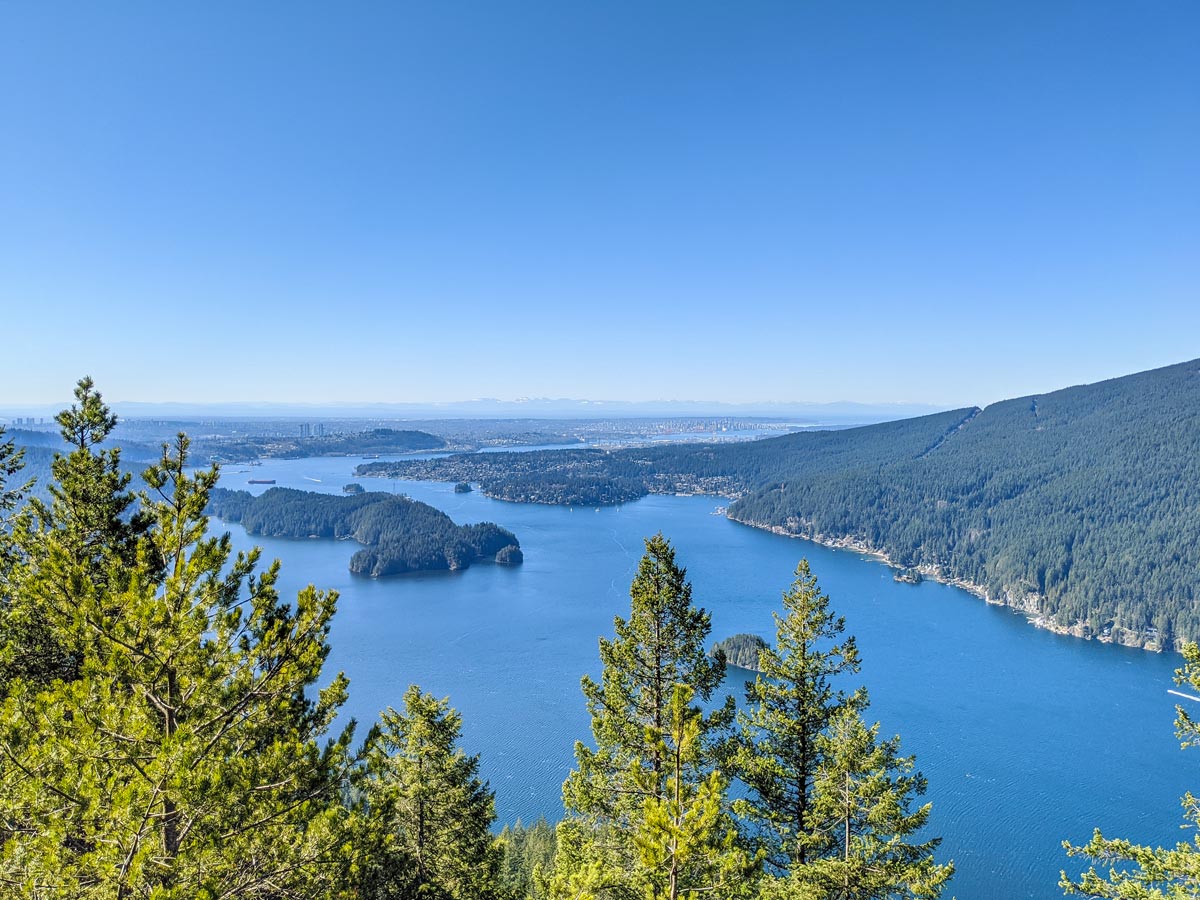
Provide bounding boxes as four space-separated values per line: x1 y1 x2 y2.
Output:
212 455 1190 900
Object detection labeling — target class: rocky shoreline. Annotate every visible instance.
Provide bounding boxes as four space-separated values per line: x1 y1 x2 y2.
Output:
727 514 1178 654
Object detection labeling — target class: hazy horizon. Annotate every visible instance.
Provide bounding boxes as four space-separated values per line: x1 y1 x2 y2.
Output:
0 395 949 423
4 354 1193 420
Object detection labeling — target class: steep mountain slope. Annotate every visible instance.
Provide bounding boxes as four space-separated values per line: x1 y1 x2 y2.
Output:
730 360 1200 648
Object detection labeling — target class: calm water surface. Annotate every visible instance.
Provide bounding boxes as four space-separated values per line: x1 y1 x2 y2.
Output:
212 456 1191 900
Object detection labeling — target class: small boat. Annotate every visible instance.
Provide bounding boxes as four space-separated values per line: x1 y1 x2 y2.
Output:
248 479 276 485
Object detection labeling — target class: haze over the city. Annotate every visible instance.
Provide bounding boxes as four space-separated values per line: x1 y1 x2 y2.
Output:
3 2 1196 408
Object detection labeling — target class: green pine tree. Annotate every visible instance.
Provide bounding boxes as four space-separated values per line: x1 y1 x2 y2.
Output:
498 818 557 900
0 430 355 898
354 684 503 900
1 377 151 692
1061 641 1200 897
633 684 756 900
553 534 745 899
0 424 29 579
760 705 952 899
728 560 865 872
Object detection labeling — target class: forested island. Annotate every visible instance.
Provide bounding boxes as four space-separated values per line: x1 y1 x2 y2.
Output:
358 359 1200 651
711 633 769 670
206 486 521 575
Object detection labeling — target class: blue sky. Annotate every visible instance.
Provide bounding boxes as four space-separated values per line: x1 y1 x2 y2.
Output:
2 2 1196 408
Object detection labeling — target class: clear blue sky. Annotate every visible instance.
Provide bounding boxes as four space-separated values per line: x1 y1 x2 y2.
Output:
2 2 1196 408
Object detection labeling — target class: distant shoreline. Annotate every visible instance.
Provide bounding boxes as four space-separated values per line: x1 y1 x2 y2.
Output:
726 514 1178 655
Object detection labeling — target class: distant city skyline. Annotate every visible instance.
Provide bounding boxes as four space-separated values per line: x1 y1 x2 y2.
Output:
2 3 1196 409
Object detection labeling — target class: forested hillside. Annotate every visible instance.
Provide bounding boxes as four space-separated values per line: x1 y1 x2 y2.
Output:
207 486 522 575
200 427 446 462
362 360 1200 650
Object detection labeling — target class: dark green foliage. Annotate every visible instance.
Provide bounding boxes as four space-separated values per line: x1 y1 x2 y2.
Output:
768 706 952 899
565 534 728 821
37 377 153 575
354 685 502 900
454 482 473 493
736 563 952 898
206 486 521 575
728 561 865 872
555 534 751 898
499 818 556 900
730 360 1200 648
711 633 769 671
1 378 154 692
495 544 523 565
0 431 356 897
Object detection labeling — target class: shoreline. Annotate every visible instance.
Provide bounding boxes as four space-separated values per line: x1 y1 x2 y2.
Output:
726 514 1178 655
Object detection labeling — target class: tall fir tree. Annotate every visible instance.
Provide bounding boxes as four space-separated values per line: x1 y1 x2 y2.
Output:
1061 641 1200 898
553 534 748 899
498 818 557 900
632 684 756 900
353 684 502 900
728 559 865 872
0 425 29 581
760 705 952 899
1 377 151 692
0 431 355 898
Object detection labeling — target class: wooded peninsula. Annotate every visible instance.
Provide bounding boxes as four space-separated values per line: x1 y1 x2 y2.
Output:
206 486 522 575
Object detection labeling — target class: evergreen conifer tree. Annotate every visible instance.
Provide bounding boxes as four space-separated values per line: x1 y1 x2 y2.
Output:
498 817 557 900
728 560 865 872
760 705 952 899
633 684 756 900
0 430 355 898
355 685 502 900
1 377 151 692
0 425 28 580
553 534 747 899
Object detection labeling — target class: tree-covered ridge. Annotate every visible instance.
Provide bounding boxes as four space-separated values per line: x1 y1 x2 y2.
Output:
731 359 1200 649
206 486 522 575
